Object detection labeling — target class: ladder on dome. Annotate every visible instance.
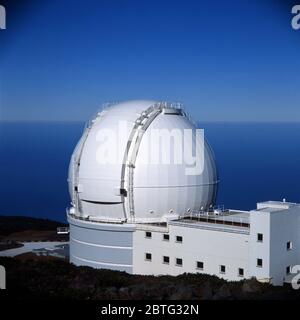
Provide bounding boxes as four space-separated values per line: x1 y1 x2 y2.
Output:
124 103 165 221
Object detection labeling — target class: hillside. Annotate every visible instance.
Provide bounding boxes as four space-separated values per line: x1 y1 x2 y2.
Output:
0 216 67 237
0 257 299 300
0 216 66 236
0 215 68 250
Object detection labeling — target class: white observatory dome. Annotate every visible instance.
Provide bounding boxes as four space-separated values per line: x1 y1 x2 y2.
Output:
68 100 218 223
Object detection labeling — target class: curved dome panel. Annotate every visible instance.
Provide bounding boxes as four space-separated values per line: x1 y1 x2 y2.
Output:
68 100 218 223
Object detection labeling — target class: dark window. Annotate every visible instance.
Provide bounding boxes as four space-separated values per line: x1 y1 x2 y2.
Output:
238 268 244 277
145 232 152 239
220 265 226 274
145 253 152 261
196 261 204 270
120 188 127 196
287 241 292 250
286 266 291 275
163 256 170 264
257 233 263 242
257 258 263 267
163 234 169 241
176 236 183 243
176 258 183 266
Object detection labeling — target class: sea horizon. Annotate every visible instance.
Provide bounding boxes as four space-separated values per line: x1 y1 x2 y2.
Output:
1 121 300 222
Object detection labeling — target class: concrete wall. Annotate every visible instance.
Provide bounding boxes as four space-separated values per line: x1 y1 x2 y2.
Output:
249 204 300 286
133 222 249 281
269 206 300 285
249 210 271 283
68 215 134 273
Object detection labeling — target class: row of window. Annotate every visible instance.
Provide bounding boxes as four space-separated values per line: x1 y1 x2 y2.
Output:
257 233 292 250
145 231 183 243
144 253 245 277
145 254 292 276
146 252 292 277
147 232 293 251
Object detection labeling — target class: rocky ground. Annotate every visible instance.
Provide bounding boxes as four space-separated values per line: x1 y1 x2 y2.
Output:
0 241 23 252
0 216 67 236
0 215 68 245
0 257 299 300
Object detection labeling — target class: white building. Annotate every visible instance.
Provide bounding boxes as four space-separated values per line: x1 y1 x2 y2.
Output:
68 200 300 286
67 101 300 286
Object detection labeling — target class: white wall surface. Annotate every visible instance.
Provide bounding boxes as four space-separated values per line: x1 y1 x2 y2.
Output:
249 204 300 286
133 223 249 281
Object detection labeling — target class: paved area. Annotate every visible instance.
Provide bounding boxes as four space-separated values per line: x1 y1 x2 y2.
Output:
0 241 69 257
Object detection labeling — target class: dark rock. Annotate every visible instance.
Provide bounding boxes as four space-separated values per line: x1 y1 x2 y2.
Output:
119 287 130 299
169 286 194 300
197 282 213 300
213 284 232 300
104 286 118 299
242 278 263 294
129 284 147 300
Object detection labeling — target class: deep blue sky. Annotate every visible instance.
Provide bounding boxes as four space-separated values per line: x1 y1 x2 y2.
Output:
0 0 299 122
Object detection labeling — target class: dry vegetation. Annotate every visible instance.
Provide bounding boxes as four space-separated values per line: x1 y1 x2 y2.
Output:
0 257 299 300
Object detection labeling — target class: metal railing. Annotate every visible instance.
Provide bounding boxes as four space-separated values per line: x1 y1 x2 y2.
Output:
180 206 250 228
57 227 69 235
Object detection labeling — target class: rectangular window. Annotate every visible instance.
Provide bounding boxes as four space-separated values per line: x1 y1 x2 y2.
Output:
145 231 152 239
257 233 263 242
238 268 244 277
257 258 263 267
287 241 292 250
145 253 152 261
220 265 226 274
196 261 204 270
163 256 170 264
286 266 291 275
176 236 183 243
163 234 169 241
176 258 183 266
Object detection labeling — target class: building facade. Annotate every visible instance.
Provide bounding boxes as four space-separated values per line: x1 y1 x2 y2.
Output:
68 200 300 286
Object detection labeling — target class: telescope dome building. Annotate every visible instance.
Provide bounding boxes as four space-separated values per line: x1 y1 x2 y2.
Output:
68 100 218 223
67 100 300 286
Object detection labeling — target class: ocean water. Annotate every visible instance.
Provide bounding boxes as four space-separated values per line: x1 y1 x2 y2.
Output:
0 122 300 222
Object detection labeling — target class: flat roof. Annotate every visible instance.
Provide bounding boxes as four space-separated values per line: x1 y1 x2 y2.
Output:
258 200 298 207
171 218 249 234
256 200 300 212
175 210 250 231
255 207 283 213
